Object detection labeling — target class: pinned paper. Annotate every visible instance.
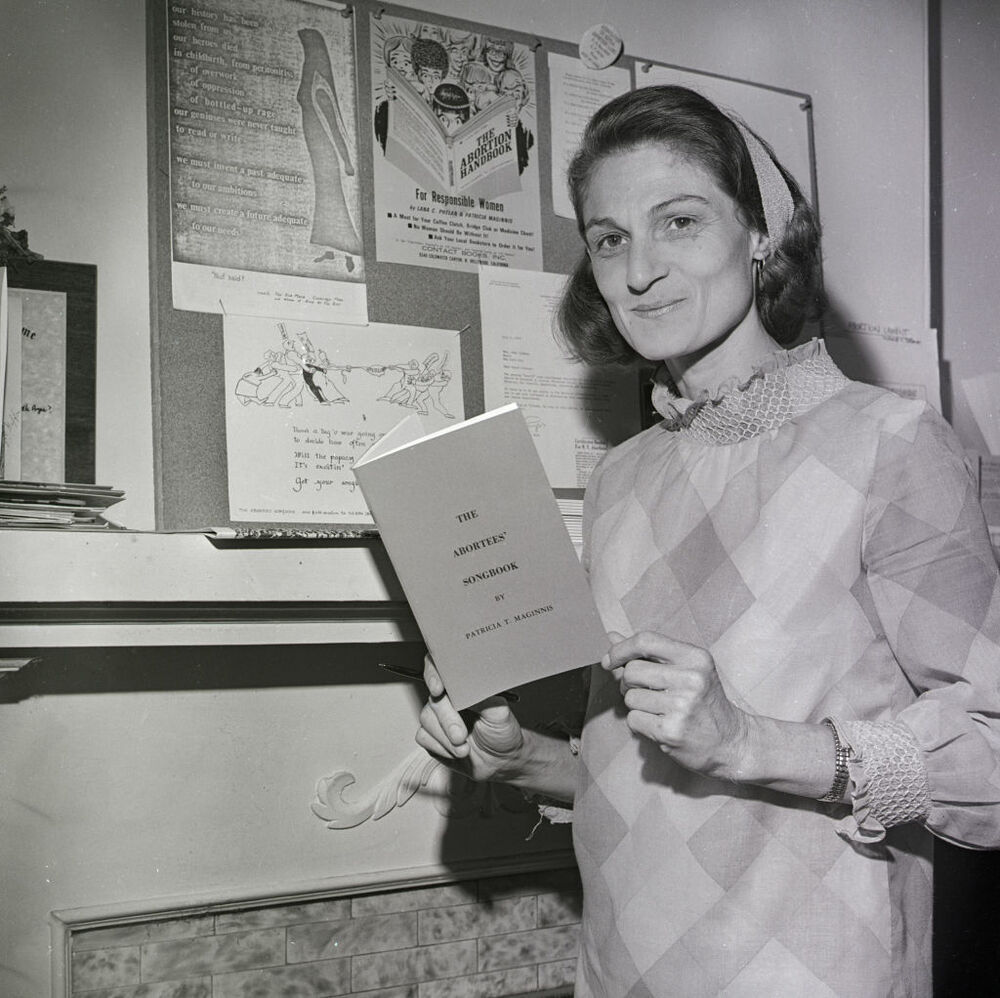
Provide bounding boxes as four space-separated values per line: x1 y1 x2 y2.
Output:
579 23 624 70
961 372 1000 454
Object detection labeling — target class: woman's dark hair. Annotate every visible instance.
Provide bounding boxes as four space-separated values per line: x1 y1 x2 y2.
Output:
556 85 824 365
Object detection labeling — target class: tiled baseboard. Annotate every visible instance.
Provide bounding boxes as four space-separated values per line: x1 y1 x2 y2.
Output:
64 866 581 997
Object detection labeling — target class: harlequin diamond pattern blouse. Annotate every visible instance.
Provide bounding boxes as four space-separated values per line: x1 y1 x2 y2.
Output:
573 339 1000 997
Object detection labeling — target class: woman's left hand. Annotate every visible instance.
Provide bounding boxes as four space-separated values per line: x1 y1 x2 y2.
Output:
604 631 751 781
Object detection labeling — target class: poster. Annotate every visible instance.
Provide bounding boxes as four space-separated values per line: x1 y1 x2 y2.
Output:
479 266 640 489
223 315 464 522
167 0 367 323
548 51 631 221
371 11 543 273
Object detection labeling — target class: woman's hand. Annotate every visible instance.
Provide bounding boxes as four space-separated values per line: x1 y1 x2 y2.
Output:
415 653 525 783
604 631 751 781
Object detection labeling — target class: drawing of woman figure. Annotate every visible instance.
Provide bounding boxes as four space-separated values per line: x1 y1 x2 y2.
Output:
385 34 417 82
496 67 534 174
461 62 499 112
258 350 304 407
235 367 269 405
431 83 471 135
296 28 363 272
378 359 422 406
375 35 415 153
444 30 477 84
410 351 455 418
305 344 349 405
480 35 513 76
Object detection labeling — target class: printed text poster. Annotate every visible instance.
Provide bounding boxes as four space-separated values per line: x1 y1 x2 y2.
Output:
548 52 631 220
371 12 543 273
224 315 463 522
167 0 367 323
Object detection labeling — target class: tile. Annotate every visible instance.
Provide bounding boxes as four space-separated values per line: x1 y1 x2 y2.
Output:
351 940 477 991
71 947 141 991
69 980 210 998
287 912 416 963
417 965 537 998
141 928 284 982
477 925 579 972
537 891 583 928
347 988 416 998
476 868 581 902
351 883 476 917
538 959 577 990
73 917 215 951
215 899 351 933
418 896 536 945
212 958 350 998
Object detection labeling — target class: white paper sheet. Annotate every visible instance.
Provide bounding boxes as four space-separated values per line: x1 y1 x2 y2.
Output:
638 63 815 207
1 289 22 480
0 269 6 473
223 315 463 523
960 372 1000 454
548 51 631 220
12 288 66 482
478 265 641 489
825 321 941 413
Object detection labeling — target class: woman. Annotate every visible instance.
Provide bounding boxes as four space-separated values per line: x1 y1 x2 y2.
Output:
417 86 1000 997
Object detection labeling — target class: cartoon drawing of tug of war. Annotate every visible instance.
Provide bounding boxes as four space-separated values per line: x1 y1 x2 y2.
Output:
235 323 455 419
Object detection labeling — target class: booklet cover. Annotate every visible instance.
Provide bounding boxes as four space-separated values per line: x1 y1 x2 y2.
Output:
353 403 607 709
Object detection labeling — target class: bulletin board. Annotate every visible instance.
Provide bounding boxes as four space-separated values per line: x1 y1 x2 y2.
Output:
146 0 816 532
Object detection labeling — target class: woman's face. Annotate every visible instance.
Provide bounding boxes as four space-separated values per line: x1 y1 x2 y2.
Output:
388 46 414 78
581 141 764 364
447 42 471 77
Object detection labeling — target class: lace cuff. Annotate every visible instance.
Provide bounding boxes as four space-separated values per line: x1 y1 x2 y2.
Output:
830 718 931 845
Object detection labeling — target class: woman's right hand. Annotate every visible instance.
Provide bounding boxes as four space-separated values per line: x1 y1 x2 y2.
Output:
415 653 524 783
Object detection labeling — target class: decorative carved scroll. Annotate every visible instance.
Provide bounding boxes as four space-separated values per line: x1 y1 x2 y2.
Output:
312 748 531 829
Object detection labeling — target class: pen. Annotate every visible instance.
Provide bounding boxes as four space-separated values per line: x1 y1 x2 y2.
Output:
377 661 520 702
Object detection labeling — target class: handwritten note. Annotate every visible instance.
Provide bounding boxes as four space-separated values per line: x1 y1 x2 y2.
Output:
6 288 66 482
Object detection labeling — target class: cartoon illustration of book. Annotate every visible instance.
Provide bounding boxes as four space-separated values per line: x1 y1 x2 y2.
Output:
353 403 606 709
383 68 522 199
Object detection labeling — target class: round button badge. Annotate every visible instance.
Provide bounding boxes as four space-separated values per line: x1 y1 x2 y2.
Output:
579 23 624 70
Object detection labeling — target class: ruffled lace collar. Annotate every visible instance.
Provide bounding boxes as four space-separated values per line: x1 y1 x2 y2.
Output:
649 339 850 445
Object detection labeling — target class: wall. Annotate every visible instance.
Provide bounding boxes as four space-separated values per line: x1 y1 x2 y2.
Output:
940 0 1000 451
1 1 937 997
0 0 154 527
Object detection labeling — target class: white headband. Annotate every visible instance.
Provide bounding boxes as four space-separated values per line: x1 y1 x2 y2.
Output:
732 119 795 247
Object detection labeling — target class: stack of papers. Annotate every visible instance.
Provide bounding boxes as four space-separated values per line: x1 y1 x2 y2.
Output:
0 480 125 529
556 495 584 548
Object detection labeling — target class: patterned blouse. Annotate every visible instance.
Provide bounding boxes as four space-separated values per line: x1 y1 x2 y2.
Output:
572 339 1000 997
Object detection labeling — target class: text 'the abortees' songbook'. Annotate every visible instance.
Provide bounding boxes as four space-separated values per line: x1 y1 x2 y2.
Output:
353 403 607 709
